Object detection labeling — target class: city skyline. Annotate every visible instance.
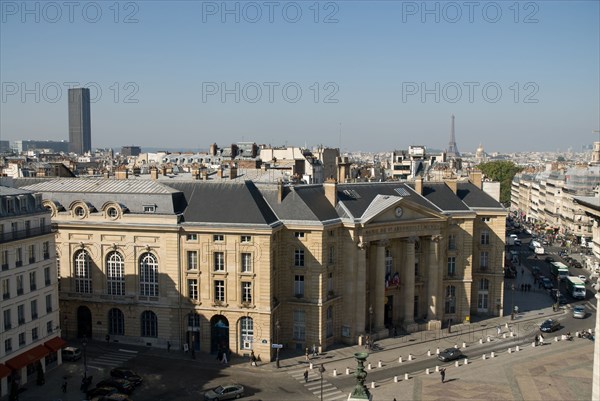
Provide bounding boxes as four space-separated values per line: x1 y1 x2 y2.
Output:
1 1 599 153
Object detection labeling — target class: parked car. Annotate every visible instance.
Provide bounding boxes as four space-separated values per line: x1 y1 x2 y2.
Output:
540 319 560 332
110 368 143 386
62 347 82 361
544 256 554 263
203 384 245 400
437 348 463 362
91 394 133 401
577 275 587 283
541 277 554 290
87 387 119 399
551 291 568 305
572 305 586 319
96 379 135 395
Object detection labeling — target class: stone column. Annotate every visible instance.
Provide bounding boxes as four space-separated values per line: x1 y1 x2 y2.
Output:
374 241 387 331
403 237 416 324
355 241 368 337
427 235 442 320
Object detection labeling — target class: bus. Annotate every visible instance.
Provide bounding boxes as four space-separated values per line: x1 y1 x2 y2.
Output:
566 276 586 299
550 262 569 280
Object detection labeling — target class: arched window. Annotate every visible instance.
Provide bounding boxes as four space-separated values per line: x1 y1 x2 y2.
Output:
141 310 157 337
108 308 124 335
139 253 158 297
240 317 253 350
444 285 456 314
74 250 92 293
106 251 124 296
326 306 333 338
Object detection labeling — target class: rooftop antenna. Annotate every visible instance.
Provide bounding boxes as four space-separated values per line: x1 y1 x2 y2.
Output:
338 122 342 152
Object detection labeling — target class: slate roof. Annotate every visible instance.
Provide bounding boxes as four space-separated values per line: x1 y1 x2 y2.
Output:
165 181 278 226
259 185 328 223
0 186 32 196
417 183 470 212
456 182 504 209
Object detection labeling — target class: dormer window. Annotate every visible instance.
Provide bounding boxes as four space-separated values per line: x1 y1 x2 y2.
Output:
107 207 118 218
74 206 86 218
143 205 156 213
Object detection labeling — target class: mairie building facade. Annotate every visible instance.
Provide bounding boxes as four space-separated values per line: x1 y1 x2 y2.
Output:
17 174 506 362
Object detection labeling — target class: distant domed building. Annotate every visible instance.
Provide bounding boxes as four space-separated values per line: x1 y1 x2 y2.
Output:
475 143 487 163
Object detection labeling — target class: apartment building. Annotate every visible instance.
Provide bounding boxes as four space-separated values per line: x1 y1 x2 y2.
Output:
18 175 506 363
0 187 60 399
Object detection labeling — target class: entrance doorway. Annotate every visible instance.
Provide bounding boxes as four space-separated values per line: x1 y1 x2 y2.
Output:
384 295 393 327
210 315 229 354
77 305 92 338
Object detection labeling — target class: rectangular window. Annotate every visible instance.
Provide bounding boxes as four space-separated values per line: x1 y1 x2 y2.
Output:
24 220 30 234
29 271 36 291
480 230 490 245
44 267 51 286
32 327 38 340
1 250 8 270
187 251 198 270
241 235 251 243
28 244 36 264
3 309 11 330
294 275 305 297
447 257 456 276
292 310 306 341
46 320 53 334
17 304 25 325
213 234 224 242
5 338 12 353
213 252 225 271
143 205 156 213
445 286 456 314
43 241 50 259
2 278 9 299
294 232 305 239
480 251 489 269
18 332 25 346
30 299 38 320
448 235 456 250
214 280 225 302
241 282 252 303
46 294 52 313
186 233 197 241
16 275 23 295
294 248 305 267
241 253 252 273
481 217 491 222
327 272 334 294
16 248 22 267
188 279 198 301
328 246 335 264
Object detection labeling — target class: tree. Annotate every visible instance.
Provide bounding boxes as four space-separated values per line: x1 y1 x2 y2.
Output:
476 161 523 204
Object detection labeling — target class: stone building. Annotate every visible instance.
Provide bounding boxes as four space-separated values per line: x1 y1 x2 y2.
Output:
17 175 506 363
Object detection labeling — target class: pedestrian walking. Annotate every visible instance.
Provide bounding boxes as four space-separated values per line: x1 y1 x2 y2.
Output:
312 343 317 357
304 369 309 383
496 326 501 336
61 380 67 393
440 367 446 383
393 326 397 338
221 350 228 364
105 334 110 344
250 350 257 366
305 347 310 361
521 268 524 276
167 341 171 352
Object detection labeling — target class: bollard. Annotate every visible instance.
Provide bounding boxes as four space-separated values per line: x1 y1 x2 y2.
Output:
408 354 413 361
398 356 403 363
426 368 430 375
454 344 458 349
333 369 337 377
482 354 486 360
561 335 566 341
367 363 372 370
378 360 382 368
510 331 514 337
479 338 483 344
503 333 507 339
405 373 409 380
508 348 512 354
487 336 491 342
516 345 520 352
455 360 459 367
464 358 468 365
435 365 439 372
310 362 313 370
436 347 440 355
576 331 580 338
505 323 509 329
491 352 495 358
394 376 399 383
371 382 375 389
554 336 558 342
462 342 466 348
346 368 350 375
427 350 431 356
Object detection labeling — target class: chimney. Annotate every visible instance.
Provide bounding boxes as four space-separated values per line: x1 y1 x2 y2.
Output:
103 171 110 179
324 178 337 207
277 179 284 203
115 168 128 180
415 176 423 195
217 167 223 179
444 176 458 194
230 165 237 180
469 169 483 189
150 167 159 180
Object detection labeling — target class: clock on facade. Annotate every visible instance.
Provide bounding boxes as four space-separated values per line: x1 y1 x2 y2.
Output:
395 207 403 218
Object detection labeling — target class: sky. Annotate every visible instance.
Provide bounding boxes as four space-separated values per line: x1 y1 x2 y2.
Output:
0 0 599 154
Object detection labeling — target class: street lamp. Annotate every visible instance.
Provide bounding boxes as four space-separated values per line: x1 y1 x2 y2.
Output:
275 319 280 369
81 336 88 379
511 284 515 320
319 364 326 401
368 305 373 342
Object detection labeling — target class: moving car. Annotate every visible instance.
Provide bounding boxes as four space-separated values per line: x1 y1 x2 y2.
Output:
96 379 135 395
572 305 586 319
62 346 82 361
541 277 554 290
87 387 119 399
552 291 568 305
110 368 143 386
437 348 463 362
540 319 560 333
203 384 245 400
577 274 587 283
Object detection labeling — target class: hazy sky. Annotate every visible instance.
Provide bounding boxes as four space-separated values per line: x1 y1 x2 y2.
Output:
1 0 599 153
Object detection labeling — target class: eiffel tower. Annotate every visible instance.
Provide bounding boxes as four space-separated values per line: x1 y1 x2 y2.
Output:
447 114 460 157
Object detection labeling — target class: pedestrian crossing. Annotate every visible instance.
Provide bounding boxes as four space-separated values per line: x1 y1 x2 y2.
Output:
88 348 138 370
290 367 347 401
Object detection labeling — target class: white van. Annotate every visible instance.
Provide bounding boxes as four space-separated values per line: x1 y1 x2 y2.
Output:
62 346 81 361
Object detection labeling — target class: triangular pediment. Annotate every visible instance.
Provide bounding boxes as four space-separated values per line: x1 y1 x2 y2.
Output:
361 196 445 225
